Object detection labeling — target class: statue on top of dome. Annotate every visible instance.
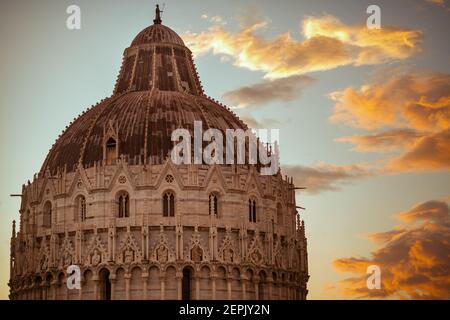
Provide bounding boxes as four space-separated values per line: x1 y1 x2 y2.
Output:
154 4 163 24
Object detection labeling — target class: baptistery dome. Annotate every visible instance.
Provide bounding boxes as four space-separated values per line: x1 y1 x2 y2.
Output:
131 23 186 47
41 17 246 175
9 7 309 301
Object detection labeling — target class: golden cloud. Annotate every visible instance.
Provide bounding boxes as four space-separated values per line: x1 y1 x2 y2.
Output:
332 72 450 172
183 15 422 79
330 72 450 131
333 199 450 299
396 199 450 222
387 129 450 171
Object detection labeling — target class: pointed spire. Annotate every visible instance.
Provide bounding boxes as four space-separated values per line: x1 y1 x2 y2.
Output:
153 4 163 24
12 220 16 238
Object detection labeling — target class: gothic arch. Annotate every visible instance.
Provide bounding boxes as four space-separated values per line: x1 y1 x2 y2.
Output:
116 232 142 264
163 262 179 273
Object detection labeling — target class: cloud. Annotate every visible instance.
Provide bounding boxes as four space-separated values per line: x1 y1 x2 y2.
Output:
238 116 281 129
223 75 315 108
330 72 450 131
425 0 450 10
333 199 450 299
336 129 424 153
201 14 227 25
183 14 421 79
387 129 450 171
396 200 450 223
283 163 372 194
332 72 450 172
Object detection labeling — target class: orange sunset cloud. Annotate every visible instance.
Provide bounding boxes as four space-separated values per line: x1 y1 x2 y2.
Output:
333 199 450 299
183 14 422 79
332 72 450 172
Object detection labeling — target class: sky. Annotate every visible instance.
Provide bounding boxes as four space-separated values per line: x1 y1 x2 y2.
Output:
0 0 449 300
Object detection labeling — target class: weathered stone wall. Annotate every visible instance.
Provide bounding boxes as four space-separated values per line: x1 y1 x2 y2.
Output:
9 160 308 300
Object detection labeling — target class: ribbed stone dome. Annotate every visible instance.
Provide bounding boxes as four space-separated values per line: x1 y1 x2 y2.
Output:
40 18 247 175
40 91 247 175
131 24 185 47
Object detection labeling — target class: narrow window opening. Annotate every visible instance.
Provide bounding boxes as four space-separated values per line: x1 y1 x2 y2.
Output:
182 267 192 300
106 137 117 165
78 196 87 222
43 202 52 228
99 269 111 300
118 192 129 218
209 194 218 216
163 192 175 217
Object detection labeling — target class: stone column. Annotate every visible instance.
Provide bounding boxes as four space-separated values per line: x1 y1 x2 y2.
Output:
242 279 247 300
267 278 273 300
78 280 83 300
254 278 259 300
195 276 200 300
125 273 131 300
51 280 57 300
30 285 35 300
278 283 282 300
42 284 48 300
160 274 165 300
41 285 45 300
110 278 116 300
65 278 69 300
93 275 99 300
142 273 149 300
226 277 232 300
211 274 217 300
176 272 182 300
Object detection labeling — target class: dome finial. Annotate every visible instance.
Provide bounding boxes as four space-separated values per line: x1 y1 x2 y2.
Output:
153 4 163 24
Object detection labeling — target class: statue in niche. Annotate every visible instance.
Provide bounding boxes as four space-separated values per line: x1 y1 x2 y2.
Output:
275 253 283 268
124 247 134 264
292 251 299 269
156 245 168 263
191 245 203 262
23 256 29 273
63 252 72 267
223 248 234 263
91 249 101 266
40 255 48 271
251 250 262 264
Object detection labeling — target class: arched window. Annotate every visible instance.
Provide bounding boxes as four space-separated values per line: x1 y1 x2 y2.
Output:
43 201 52 227
117 192 129 218
106 137 117 165
249 199 257 223
163 191 175 217
277 203 283 225
209 193 218 216
76 196 87 222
